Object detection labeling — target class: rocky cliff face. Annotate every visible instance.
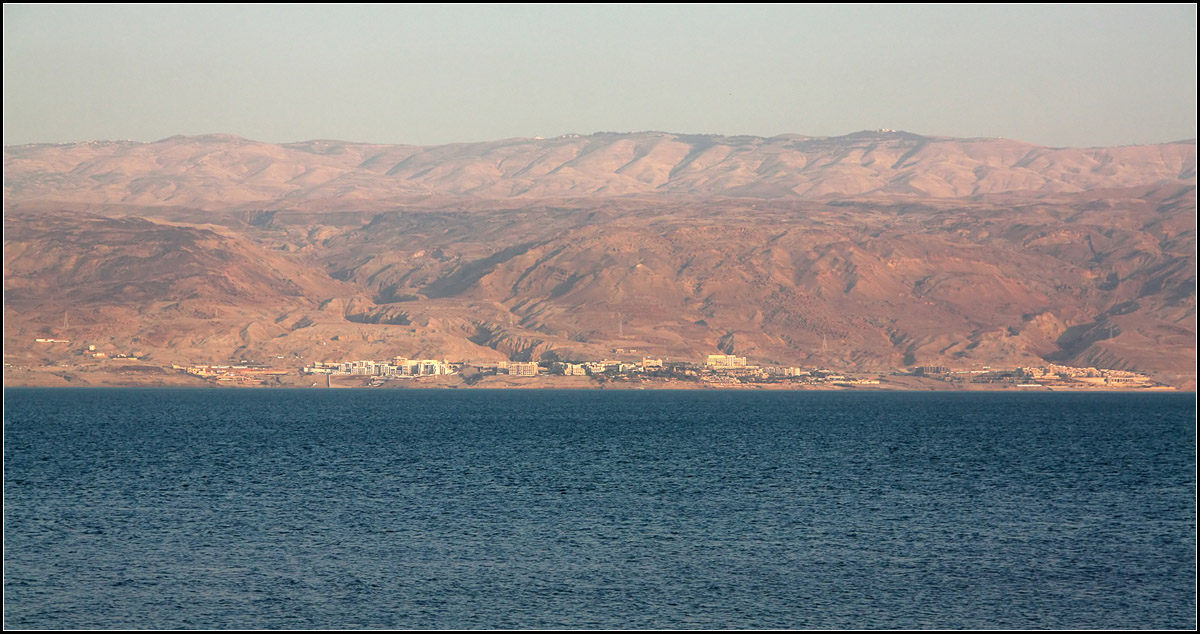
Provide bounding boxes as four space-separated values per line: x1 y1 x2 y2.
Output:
4 133 1195 382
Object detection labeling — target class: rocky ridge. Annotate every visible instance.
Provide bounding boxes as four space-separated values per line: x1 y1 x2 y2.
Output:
3 132 1195 386
5 131 1194 209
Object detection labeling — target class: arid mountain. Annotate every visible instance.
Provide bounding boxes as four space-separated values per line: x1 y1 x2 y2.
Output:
3 132 1196 387
3 208 357 364
5 132 1194 210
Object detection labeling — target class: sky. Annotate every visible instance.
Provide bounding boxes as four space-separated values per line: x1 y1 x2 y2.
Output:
3 4 1196 148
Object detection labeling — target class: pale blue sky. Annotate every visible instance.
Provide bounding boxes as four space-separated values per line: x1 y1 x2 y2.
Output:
3 4 1196 147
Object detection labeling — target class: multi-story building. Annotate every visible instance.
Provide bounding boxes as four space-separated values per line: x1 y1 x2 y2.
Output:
552 362 588 376
507 361 539 376
706 354 747 369
583 361 609 375
308 357 453 377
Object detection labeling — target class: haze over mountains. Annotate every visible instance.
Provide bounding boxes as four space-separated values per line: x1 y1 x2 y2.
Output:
4 131 1196 387
6 130 1195 208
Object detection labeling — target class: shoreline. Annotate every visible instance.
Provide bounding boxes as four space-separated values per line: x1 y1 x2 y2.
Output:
3 368 1190 393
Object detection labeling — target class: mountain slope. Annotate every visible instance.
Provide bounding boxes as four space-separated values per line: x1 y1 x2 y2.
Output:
4 132 1194 385
5 132 1194 210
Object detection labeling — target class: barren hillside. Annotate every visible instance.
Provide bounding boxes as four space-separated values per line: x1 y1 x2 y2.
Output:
4 132 1195 386
5 132 1194 210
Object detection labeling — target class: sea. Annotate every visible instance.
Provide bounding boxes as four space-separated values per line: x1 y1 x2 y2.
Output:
3 388 1196 629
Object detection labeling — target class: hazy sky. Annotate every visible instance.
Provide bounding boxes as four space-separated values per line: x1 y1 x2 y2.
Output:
3 4 1196 147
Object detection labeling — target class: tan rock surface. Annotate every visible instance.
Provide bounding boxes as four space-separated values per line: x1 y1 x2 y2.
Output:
4 133 1194 387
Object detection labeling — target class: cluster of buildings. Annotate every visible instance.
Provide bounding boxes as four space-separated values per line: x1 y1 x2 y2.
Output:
700 355 865 382
470 361 541 376
546 354 878 386
173 364 291 385
1015 364 1154 387
550 357 663 376
303 357 456 377
302 357 552 381
34 338 141 360
699 357 879 386
914 363 1156 387
171 349 1161 390
300 353 828 384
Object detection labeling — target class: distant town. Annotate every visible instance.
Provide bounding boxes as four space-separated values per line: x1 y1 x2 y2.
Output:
12 336 1177 390
153 350 1172 390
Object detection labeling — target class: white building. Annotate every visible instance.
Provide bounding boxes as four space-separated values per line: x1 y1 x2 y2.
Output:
706 354 747 369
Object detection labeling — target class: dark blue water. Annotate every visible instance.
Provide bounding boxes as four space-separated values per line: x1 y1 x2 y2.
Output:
4 388 1195 629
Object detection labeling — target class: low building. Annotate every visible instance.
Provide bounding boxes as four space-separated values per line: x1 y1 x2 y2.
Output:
1104 375 1150 386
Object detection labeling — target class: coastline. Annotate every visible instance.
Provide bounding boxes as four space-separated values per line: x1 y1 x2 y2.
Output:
4 365 1191 392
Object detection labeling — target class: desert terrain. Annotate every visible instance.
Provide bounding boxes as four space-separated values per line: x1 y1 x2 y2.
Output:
4 131 1195 388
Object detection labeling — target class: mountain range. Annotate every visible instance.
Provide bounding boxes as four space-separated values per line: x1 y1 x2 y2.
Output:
4 131 1196 387
6 130 1194 208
